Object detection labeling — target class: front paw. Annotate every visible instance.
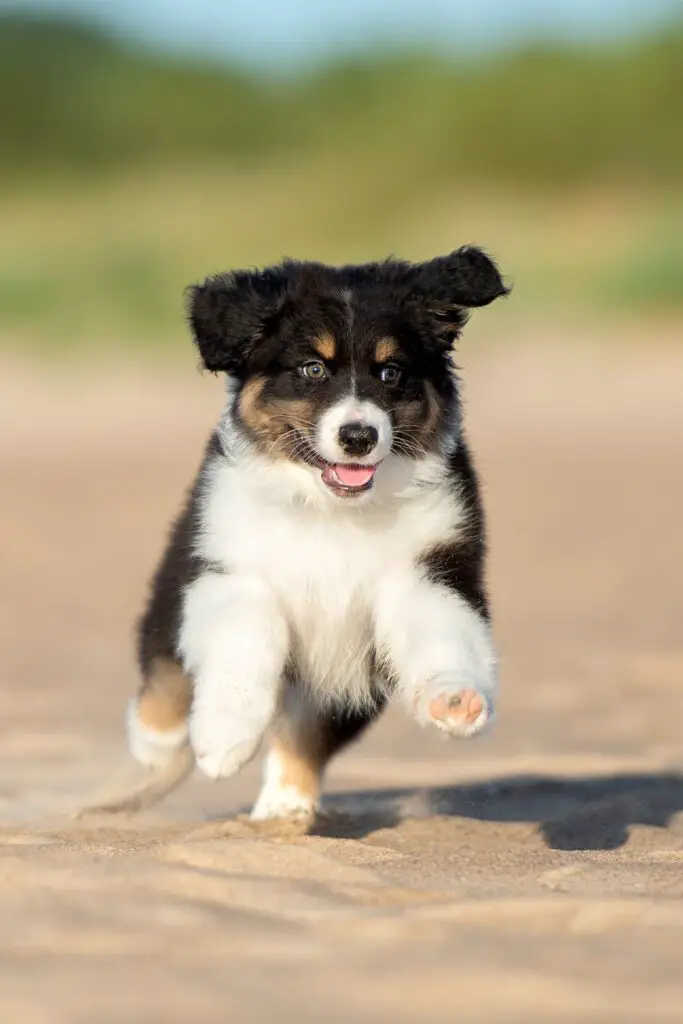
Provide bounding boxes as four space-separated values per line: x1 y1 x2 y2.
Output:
189 711 265 779
414 679 495 738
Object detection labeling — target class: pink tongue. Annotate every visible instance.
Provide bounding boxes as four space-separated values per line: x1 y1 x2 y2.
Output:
324 464 376 488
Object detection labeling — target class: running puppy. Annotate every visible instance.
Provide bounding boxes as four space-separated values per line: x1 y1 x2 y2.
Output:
85 246 509 821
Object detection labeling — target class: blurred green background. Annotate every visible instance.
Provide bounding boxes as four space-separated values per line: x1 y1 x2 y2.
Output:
0 4 681 355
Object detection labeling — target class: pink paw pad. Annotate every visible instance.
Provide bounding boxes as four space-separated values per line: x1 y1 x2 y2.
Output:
422 688 493 738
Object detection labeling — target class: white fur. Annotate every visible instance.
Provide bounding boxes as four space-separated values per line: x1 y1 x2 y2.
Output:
251 749 317 821
374 574 497 737
127 700 189 767
197 446 464 708
180 398 497 778
179 573 289 778
315 397 392 465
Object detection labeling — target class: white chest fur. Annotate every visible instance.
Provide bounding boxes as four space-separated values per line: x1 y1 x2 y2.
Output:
195 451 465 707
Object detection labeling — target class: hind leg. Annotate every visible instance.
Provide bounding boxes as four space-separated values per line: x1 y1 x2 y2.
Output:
128 657 193 767
251 686 385 821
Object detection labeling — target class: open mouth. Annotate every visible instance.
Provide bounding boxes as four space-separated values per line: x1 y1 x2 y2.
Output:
285 429 379 497
319 460 377 497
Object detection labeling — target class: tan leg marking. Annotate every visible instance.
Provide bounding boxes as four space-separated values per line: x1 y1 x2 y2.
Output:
138 658 192 732
270 734 323 805
251 698 330 821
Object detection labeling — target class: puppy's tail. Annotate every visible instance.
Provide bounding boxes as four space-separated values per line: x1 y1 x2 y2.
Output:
74 744 195 817
75 689 194 817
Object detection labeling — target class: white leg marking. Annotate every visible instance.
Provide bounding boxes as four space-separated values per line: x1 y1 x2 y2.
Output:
250 748 318 821
375 572 497 738
179 573 289 779
127 699 189 767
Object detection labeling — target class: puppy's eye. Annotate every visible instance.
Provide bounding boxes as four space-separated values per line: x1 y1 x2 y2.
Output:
301 360 328 381
379 364 403 387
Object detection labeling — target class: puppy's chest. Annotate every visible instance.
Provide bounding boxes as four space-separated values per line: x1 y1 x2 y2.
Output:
269 520 385 700
225 503 395 693
201 466 460 702
203 495 412 702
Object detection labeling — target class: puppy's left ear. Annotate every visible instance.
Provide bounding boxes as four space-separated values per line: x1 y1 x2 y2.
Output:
411 245 510 341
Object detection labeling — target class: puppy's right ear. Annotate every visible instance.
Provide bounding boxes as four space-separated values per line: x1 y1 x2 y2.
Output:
186 268 287 374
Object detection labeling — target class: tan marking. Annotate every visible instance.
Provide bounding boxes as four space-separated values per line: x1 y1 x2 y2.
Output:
270 737 322 804
270 397 317 431
138 658 192 732
420 380 443 441
313 334 336 361
268 698 330 804
239 386 318 460
374 337 399 363
238 376 270 434
393 380 443 452
393 398 422 430
266 397 318 458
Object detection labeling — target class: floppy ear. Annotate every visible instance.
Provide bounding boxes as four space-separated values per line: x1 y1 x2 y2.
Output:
186 268 287 374
410 245 509 342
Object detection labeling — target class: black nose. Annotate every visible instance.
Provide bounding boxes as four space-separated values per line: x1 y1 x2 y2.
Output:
338 421 379 457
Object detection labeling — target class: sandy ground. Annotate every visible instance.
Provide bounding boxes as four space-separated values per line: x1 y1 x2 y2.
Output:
2 330 683 1022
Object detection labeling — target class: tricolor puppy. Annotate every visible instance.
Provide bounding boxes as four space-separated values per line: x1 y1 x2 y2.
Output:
85 246 509 821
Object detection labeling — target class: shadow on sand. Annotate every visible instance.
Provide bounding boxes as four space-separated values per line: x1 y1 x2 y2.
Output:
304 771 683 851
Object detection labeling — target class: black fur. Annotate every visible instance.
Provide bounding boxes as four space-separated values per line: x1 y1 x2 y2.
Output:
187 246 508 375
187 267 289 374
137 432 222 677
311 698 388 765
185 247 508 474
418 438 490 618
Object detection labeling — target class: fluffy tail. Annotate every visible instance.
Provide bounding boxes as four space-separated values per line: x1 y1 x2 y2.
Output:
74 745 195 817
75 696 194 817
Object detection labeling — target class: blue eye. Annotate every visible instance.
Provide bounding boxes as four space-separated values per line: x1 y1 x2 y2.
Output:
301 360 328 381
379 364 402 386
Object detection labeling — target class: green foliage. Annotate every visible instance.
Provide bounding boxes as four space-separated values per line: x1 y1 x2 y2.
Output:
0 14 680 354
598 234 683 311
0 16 291 174
1 13 682 189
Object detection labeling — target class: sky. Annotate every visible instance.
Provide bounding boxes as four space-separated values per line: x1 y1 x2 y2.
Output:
2 0 681 68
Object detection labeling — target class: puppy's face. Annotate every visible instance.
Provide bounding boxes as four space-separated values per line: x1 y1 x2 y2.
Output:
188 248 508 499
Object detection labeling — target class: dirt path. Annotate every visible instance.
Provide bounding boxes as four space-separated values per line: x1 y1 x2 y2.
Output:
2 333 683 1022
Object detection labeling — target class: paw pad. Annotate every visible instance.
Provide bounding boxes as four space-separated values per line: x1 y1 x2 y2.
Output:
421 687 493 738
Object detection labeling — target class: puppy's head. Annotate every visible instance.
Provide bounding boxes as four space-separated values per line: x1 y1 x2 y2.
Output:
188 247 508 499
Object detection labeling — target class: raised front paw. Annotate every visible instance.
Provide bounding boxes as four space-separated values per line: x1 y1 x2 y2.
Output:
414 680 494 738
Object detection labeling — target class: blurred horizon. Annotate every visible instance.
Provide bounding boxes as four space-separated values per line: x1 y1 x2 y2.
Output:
0 5 681 355
3 0 682 69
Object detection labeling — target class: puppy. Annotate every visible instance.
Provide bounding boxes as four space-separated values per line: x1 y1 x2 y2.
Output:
83 246 509 821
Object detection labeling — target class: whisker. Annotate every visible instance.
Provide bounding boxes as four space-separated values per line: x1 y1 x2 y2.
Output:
392 433 426 459
264 428 310 459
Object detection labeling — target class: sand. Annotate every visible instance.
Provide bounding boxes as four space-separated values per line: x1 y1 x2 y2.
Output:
2 330 683 1022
